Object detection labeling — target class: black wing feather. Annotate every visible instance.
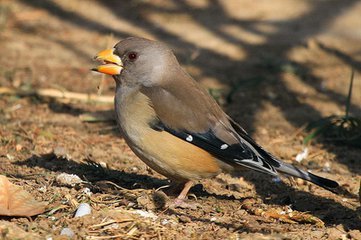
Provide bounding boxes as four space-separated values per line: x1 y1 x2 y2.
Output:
152 121 278 176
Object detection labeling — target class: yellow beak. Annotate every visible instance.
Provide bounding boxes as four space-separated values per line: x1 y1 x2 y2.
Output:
92 48 123 75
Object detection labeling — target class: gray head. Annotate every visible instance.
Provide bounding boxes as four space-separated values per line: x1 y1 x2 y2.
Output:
94 37 179 88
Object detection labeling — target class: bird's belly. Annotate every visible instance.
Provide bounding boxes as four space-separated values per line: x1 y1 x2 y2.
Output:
122 126 221 181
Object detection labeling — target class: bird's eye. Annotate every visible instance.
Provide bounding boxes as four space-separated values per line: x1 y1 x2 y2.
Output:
128 52 138 61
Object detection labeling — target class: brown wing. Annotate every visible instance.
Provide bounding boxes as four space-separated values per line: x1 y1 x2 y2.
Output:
141 68 239 145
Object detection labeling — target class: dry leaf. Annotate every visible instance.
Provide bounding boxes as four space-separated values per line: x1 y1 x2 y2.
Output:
0 175 47 217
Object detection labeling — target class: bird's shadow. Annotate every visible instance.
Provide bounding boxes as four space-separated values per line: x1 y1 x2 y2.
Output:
14 153 166 191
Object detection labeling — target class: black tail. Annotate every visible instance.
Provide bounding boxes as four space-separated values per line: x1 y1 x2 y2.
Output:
277 162 339 191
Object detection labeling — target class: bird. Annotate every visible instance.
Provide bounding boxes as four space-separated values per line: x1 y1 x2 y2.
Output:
92 37 339 203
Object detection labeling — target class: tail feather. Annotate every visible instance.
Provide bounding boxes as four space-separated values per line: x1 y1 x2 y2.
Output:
228 118 339 192
277 162 339 191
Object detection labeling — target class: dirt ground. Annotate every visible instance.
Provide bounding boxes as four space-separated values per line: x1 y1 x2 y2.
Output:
1 0 361 239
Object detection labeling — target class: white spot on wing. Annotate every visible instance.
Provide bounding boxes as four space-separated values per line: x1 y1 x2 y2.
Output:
186 135 193 142
220 144 228 150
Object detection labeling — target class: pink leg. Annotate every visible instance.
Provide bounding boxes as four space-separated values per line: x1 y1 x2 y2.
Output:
171 181 198 208
176 181 193 200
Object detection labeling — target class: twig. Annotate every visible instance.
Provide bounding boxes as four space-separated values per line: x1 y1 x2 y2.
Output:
125 221 138 236
89 194 124 204
86 234 137 240
345 69 354 119
0 87 113 103
89 219 134 229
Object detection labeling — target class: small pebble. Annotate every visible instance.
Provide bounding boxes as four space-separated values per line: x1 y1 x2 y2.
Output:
271 177 282 183
82 187 92 196
99 161 107 168
6 154 14 161
74 203 92 217
38 186 47 193
60 227 75 238
161 219 169 225
322 162 331 172
127 202 136 208
56 173 83 187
